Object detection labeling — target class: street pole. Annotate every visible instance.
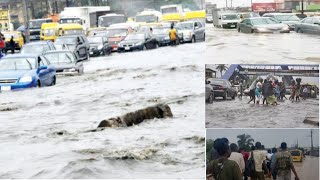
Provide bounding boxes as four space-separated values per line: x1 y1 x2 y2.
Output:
23 0 30 42
310 129 313 152
251 0 253 12
301 0 304 14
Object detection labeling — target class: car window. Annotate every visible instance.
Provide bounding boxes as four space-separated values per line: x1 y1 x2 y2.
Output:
197 21 202 28
40 56 50 65
304 18 313 24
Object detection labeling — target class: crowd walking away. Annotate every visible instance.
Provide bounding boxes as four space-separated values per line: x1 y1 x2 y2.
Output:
206 138 300 180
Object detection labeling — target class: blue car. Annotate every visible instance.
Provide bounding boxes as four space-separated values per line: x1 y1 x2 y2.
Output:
0 54 56 91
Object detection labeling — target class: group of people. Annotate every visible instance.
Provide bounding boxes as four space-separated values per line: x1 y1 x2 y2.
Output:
207 138 300 180
0 31 16 55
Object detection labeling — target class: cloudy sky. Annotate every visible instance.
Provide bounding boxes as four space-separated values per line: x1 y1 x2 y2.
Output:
206 129 319 148
206 0 275 8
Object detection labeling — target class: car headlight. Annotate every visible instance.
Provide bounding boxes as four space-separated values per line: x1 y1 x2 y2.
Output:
19 76 32 83
98 45 103 49
136 42 143 46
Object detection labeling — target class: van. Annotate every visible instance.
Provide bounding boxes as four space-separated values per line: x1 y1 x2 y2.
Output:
212 10 240 28
40 22 59 41
290 149 303 162
58 23 84 36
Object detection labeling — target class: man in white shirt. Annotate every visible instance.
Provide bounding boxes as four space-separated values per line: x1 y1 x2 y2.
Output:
228 143 245 173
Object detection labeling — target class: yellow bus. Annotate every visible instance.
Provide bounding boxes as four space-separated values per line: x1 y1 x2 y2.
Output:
290 149 303 162
185 10 206 20
40 22 59 41
160 4 185 22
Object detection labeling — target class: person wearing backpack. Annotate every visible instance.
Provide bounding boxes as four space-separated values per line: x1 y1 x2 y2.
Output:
206 138 242 180
248 142 267 180
272 142 299 180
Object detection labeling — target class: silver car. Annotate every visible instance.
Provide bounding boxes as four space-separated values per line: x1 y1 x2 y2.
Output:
237 17 290 33
295 16 320 35
44 50 84 75
262 13 300 30
176 20 205 43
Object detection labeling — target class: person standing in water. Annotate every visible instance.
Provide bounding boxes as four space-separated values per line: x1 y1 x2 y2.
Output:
169 24 177 46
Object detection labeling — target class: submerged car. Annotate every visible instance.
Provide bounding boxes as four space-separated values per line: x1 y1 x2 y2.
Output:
55 35 89 61
237 17 290 33
207 78 237 100
176 20 205 43
106 26 130 51
117 33 158 52
0 54 56 91
262 13 300 30
152 27 171 46
20 41 56 55
87 36 112 56
44 50 84 75
295 16 320 35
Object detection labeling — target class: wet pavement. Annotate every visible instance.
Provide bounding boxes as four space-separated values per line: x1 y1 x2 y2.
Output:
291 156 319 180
206 96 319 128
205 24 320 64
0 43 205 178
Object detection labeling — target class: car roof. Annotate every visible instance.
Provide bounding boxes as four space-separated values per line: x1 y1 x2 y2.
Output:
245 17 270 20
24 41 50 45
44 50 74 54
58 35 80 38
2 53 38 59
263 13 295 16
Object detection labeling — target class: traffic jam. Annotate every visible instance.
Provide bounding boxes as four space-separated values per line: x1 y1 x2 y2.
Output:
205 2 320 64
0 5 205 92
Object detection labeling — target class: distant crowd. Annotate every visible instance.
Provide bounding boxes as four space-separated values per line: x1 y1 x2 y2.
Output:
207 138 300 180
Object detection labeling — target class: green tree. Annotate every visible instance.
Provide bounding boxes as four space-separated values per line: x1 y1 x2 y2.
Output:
216 64 228 77
237 134 254 151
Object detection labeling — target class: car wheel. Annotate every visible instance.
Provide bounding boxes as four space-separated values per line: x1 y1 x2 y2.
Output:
191 36 196 43
37 80 41 88
51 76 56 86
155 43 159 49
297 28 302 33
232 93 235 100
251 29 255 33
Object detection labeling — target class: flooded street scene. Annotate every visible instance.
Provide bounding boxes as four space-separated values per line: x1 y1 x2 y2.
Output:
0 43 205 178
206 129 320 180
0 0 206 178
205 64 319 128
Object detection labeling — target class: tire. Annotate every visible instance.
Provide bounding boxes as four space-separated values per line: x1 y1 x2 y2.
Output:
191 36 196 43
297 28 302 33
37 80 41 88
251 29 255 33
155 43 159 49
238 28 240 32
51 76 56 86
232 93 235 100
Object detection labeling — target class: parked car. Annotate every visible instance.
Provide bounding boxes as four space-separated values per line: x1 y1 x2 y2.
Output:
262 13 300 30
237 17 290 33
87 36 112 56
295 16 320 35
55 35 89 61
117 33 158 52
207 78 237 100
205 81 214 103
44 50 84 75
152 26 171 46
176 20 205 43
0 54 56 91
20 41 56 55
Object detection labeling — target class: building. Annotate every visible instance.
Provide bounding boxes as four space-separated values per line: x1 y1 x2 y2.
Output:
283 0 320 11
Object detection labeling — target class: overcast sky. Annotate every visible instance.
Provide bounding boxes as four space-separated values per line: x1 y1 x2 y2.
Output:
206 129 319 148
207 0 275 8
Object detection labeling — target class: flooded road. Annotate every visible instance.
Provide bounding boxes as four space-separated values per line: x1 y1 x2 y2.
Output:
0 43 205 178
291 156 319 180
205 25 320 64
206 96 319 128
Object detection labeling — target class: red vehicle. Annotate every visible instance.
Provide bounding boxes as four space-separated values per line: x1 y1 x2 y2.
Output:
106 25 132 52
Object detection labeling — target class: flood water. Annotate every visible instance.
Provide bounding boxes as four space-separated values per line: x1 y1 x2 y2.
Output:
206 96 319 128
205 25 320 64
0 43 205 178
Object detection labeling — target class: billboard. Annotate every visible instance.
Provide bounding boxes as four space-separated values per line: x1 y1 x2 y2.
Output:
252 3 277 12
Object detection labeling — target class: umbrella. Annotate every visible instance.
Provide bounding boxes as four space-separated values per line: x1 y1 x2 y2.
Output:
16 25 25 32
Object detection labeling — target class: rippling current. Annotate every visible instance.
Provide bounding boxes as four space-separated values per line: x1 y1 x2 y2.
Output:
0 43 205 178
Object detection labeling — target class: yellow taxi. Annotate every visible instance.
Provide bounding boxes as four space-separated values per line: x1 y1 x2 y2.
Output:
40 22 59 41
290 149 303 162
2 31 24 51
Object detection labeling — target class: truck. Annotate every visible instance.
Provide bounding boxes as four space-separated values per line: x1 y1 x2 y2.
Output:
135 9 162 23
206 3 216 23
0 9 13 31
212 9 240 28
98 14 127 27
28 18 53 41
59 6 111 32
90 10 125 28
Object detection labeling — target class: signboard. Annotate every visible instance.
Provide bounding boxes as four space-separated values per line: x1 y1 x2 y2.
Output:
252 3 277 12
0 10 9 20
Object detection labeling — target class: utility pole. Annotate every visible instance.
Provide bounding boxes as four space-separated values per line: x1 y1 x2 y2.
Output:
310 129 313 151
23 0 30 42
301 0 304 14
